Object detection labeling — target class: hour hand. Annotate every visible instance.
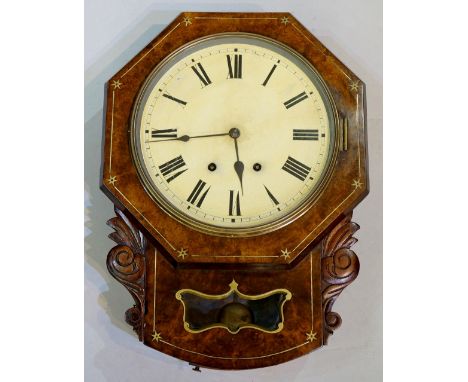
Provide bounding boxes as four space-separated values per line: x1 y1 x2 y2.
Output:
231 131 244 194
234 159 244 195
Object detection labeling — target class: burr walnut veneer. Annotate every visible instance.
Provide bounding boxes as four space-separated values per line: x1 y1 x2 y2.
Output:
101 12 368 369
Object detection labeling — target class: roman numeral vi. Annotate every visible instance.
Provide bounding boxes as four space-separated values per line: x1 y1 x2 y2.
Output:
228 190 241 218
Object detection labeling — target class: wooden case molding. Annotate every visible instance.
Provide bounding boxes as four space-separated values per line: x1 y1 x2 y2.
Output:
101 12 368 369
321 213 360 343
106 206 147 340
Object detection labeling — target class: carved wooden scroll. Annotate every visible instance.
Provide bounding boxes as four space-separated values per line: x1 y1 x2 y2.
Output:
321 213 360 343
106 206 147 340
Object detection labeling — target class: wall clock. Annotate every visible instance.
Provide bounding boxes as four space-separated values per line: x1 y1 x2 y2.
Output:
101 12 368 370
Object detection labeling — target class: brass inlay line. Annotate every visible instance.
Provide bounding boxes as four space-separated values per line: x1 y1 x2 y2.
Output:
292 188 357 253
175 280 292 334
310 254 313 327
113 186 176 250
159 339 309 360
120 23 181 79
109 90 115 173
356 92 361 177
153 249 157 332
194 17 278 20
343 117 349 151
189 254 278 258
291 23 352 81
291 23 325 54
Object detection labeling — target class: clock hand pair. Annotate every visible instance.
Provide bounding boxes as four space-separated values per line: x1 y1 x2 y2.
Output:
229 128 244 195
146 132 230 143
147 127 245 195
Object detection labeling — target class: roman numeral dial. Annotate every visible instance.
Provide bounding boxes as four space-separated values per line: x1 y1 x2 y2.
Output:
135 37 332 232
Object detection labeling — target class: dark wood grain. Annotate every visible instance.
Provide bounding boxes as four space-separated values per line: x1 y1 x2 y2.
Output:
107 206 147 340
321 212 360 343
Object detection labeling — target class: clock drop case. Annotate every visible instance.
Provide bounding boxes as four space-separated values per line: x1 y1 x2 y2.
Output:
101 12 368 369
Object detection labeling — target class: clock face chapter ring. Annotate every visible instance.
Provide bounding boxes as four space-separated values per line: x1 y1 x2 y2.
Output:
130 32 339 237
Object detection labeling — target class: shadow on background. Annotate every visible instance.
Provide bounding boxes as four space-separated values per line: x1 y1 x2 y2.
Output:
84 7 182 379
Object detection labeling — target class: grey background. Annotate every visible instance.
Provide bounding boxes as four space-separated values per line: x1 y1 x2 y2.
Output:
84 1 382 381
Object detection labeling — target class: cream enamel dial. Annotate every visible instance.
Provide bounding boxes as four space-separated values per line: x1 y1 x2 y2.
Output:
131 34 336 235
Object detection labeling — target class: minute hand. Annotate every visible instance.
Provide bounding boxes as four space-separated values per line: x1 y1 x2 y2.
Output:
146 132 230 143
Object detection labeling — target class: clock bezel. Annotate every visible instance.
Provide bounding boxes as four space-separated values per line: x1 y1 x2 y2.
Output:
129 32 340 237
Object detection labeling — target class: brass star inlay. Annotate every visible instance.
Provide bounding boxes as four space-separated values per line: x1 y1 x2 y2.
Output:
306 330 317 342
229 279 239 291
280 248 291 259
352 179 363 190
178 248 188 259
349 81 360 92
280 16 290 25
152 331 162 342
182 17 192 26
108 175 117 185
111 79 122 89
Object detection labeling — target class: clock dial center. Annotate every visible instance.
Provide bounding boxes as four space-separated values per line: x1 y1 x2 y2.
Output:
229 127 241 139
132 35 334 234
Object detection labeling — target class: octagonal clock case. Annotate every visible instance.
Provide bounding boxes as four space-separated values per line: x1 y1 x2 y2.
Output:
101 12 368 370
